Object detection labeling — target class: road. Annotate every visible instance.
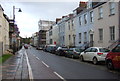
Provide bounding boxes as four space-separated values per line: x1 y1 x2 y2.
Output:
25 47 120 81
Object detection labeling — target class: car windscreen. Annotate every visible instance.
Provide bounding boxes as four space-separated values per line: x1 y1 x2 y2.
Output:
62 48 68 50
99 48 110 52
75 48 81 52
112 44 120 52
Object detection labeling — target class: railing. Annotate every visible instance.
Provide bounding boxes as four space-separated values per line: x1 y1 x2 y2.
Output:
80 41 94 50
107 39 119 50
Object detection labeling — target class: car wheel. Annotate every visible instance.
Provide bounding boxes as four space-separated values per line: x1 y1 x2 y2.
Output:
80 56 84 62
106 61 114 70
93 57 98 65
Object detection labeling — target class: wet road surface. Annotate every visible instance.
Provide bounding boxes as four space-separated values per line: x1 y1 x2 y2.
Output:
26 47 120 80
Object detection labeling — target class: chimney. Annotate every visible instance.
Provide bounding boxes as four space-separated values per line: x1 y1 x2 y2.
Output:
56 18 61 24
62 16 68 18
79 1 87 8
69 14 73 18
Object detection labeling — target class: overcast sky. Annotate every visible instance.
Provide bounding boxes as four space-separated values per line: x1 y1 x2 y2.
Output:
1 0 88 38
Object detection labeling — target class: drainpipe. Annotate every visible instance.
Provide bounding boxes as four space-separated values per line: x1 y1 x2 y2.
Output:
118 1 120 43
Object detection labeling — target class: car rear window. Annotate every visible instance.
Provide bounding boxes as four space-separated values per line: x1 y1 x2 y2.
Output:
99 48 110 52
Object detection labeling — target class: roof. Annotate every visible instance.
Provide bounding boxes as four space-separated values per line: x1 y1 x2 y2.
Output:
0 5 4 11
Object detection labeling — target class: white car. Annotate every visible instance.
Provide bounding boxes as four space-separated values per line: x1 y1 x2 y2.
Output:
80 47 110 65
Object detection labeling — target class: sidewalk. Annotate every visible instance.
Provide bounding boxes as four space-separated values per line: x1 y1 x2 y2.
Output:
1 48 30 81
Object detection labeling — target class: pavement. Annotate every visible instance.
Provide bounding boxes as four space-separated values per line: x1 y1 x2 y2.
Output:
1 48 30 81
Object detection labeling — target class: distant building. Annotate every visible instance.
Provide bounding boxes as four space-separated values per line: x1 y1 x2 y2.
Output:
31 32 39 47
46 18 61 46
38 20 55 31
38 20 55 47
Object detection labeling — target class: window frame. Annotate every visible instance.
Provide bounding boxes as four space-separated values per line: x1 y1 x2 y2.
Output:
109 26 115 41
98 7 103 19
109 2 115 15
90 11 93 22
84 14 87 24
99 28 103 41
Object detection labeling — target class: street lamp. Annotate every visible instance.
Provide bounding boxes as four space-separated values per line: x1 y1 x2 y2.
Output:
12 6 22 54
13 6 22 21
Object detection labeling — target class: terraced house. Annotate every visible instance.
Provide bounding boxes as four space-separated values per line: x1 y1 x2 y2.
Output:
75 1 120 49
93 2 120 49
0 5 9 55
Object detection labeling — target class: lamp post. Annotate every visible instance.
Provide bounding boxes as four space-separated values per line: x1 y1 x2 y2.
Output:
12 6 22 54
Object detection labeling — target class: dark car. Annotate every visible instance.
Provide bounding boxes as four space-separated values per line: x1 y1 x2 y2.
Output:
44 45 58 54
36 46 43 50
106 44 120 70
65 48 84 58
56 47 68 56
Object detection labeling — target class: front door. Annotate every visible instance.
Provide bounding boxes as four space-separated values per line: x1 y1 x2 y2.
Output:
90 34 94 47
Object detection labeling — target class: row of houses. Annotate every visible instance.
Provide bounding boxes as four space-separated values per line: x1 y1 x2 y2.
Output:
31 0 120 50
0 5 21 55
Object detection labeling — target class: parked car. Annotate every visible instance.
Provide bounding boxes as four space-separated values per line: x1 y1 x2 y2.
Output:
56 47 69 56
65 48 84 58
80 47 110 65
105 44 120 70
36 46 43 50
24 44 28 49
44 45 58 54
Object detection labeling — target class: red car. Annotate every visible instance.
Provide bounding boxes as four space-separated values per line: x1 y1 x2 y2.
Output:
24 44 28 49
106 43 120 70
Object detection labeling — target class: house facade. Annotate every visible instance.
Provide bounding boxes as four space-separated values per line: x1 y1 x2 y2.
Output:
38 20 55 47
0 5 9 55
93 2 120 49
75 2 94 49
57 16 68 47
65 14 76 48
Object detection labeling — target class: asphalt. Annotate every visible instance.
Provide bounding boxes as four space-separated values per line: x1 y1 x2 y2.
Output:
1 47 120 81
26 47 120 81
1 47 30 81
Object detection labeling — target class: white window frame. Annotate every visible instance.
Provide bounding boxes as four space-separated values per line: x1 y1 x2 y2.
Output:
90 11 93 22
110 26 115 41
109 2 115 15
98 7 103 18
99 29 103 41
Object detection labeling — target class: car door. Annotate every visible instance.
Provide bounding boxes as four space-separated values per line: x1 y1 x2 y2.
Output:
88 48 98 61
83 48 92 61
111 44 120 68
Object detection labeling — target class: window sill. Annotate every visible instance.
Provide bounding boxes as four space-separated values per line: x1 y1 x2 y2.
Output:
109 14 115 17
98 17 103 20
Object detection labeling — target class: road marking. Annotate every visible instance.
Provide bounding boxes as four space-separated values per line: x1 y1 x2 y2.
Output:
25 51 34 81
54 72 65 80
42 61 49 68
36 57 40 60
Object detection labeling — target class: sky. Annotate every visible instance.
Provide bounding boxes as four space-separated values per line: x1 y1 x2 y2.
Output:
1 0 88 38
